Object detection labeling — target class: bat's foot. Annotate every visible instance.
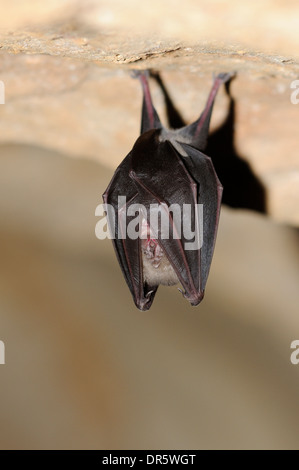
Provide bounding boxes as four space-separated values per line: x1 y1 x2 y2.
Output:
131 69 150 80
214 71 236 84
135 289 155 311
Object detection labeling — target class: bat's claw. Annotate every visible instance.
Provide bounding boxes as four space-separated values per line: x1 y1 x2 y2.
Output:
213 71 236 84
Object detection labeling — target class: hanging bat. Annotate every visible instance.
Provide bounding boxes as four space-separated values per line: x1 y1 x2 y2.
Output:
103 71 232 311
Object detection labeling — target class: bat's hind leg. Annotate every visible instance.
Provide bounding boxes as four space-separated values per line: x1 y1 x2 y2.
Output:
180 72 234 151
132 70 162 134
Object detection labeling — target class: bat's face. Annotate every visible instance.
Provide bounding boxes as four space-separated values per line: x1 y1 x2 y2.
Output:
103 72 232 311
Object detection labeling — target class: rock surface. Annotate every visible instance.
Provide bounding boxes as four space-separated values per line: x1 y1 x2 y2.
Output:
0 0 298 226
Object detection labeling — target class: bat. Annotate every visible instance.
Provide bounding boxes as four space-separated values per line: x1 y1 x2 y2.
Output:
103 70 232 311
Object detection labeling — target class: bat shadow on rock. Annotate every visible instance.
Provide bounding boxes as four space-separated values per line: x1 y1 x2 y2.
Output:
151 72 266 214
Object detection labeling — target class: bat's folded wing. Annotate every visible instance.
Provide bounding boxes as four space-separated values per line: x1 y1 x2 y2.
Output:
179 143 223 291
103 153 158 311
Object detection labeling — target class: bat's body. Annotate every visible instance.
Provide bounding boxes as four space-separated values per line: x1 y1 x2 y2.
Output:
103 71 232 311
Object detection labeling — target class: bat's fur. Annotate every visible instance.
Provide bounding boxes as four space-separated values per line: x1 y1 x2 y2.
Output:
142 251 179 286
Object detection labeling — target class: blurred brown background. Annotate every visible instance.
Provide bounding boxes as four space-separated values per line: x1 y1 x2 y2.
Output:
0 0 299 450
